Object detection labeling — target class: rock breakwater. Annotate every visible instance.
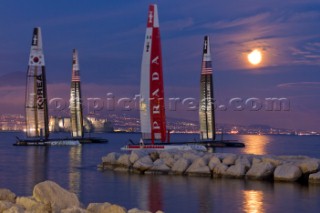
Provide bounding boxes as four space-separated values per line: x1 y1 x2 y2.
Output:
99 150 320 183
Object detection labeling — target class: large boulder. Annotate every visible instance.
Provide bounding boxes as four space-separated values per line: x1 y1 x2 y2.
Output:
252 157 262 165
262 156 283 166
105 205 127 213
309 171 320 184
0 189 16 203
116 154 131 168
159 151 172 160
202 153 214 161
213 163 228 177
102 152 120 165
87 202 111 212
61 206 87 213
187 158 206 169
0 201 14 212
2 205 24 213
148 159 171 174
274 164 302 181
235 156 251 170
149 152 160 162
173 153 183 161
214 153 229 160
128 208 152 213
33 181 80 212
183 151 201 162
163 157 175 168
87 203 126 213
16 196 50 213
132 156 154 172
297 159 319 174
186 166 211 176
171 158 190 174
186 158 211 176
130 150 149 164
208 156 221 170
246 162 275 180
222 154 237 166
225 163 246 178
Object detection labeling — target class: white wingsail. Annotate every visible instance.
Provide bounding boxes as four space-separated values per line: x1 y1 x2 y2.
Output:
25 27 49 139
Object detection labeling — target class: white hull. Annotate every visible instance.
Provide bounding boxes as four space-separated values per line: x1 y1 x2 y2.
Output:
45 140 80 146
121 144 207 152
14 139 80 146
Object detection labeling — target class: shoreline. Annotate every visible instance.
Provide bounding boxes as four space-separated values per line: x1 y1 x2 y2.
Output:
99 150 320 184
0 180 163 213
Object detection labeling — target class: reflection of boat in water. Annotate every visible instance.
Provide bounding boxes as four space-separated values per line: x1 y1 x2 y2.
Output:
69 146 82 195
121 4 206 152
25 147 49 192
14 30 107 146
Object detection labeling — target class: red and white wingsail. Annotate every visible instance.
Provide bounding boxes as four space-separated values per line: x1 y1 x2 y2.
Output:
140 4 166 144
25 27 49 139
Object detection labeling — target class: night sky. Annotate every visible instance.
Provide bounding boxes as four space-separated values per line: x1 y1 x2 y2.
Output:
0 0 319 130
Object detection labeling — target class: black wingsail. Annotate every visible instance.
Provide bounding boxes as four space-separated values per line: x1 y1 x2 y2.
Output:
199 36 216 141
70 49 84 138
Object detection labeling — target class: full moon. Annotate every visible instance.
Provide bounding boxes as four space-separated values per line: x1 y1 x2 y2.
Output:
248 49 262 65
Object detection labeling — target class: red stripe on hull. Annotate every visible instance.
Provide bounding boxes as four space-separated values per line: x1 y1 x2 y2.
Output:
126 145 165 149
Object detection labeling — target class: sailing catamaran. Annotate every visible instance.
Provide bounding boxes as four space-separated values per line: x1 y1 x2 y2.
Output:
70 49 84 138
195 36 244 148
69 49 108 144
15 30 107 146
14 27 80 146
25 27 49 140
199 36 215 141
121 4 206 151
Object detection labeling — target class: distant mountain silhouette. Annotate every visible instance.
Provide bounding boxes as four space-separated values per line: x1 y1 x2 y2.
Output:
0 72 25 87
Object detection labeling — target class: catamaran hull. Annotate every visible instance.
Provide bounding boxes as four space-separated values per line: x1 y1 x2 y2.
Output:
121 144 207 151
13 139 80 146
191 140 245 148
13 137 108 146
78 137 108 144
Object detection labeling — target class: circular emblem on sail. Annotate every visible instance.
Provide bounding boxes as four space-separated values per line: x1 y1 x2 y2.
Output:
33 57 39 63
29 55 43 65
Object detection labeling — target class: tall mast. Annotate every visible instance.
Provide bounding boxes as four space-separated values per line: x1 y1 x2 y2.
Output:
70 49 84 138
199 36 216 141
140 4 166 144
25 27 49 139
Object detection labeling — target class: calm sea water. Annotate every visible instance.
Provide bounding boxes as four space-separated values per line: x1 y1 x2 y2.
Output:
0 132 320 213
